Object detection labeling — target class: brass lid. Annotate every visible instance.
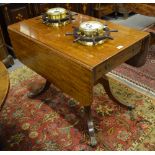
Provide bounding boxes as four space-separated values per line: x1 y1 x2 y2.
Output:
46 7 67 20
79 21 104 37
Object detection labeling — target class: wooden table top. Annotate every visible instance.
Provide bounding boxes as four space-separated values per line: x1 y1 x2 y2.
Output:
8 14 149 70
8 13 150 106
0 62 9 109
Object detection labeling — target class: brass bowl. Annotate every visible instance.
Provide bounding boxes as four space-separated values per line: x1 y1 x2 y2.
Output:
79 21 104 37
46 7 67 20
45 21 69 27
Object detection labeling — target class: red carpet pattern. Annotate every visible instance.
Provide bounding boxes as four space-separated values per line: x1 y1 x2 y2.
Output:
112 45 155 92
0 67 155 151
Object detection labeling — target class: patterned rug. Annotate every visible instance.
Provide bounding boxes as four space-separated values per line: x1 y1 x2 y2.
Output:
112 45 155 93
0 66 155 151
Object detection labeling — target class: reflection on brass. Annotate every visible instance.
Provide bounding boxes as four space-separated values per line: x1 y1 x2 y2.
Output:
45 21 69 27
78 40 105 46
42 7 77 27
66 20 118 46
79 21 105 37
46 7 67 20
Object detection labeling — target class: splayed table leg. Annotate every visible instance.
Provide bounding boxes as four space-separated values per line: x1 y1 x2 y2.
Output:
98 77 135 120
84 106 97 147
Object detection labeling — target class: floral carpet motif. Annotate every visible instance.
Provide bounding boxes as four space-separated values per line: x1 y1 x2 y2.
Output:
112 45 155 93
0 66 155 151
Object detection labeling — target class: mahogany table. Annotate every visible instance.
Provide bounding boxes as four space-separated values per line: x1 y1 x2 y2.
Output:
8 13 150 146
0 61 9 110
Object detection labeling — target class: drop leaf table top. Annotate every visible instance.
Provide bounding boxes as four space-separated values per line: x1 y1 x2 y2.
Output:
0 61 9 109
8 13 150 106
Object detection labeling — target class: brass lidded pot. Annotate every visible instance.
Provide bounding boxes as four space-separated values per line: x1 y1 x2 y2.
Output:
46 7 67 20
79 21 104 37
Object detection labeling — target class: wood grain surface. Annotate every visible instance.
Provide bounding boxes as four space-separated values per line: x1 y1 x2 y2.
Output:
8 14 149 68
0 61 9 109
8 13 150 106
124 3 155 17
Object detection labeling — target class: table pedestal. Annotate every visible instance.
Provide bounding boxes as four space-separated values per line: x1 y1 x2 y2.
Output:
27 77 136 146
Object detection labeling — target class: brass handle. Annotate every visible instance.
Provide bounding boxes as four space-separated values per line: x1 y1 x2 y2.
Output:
16 13 23 21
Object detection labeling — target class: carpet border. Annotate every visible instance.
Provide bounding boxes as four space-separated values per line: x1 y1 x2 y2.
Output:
107 72 155 100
